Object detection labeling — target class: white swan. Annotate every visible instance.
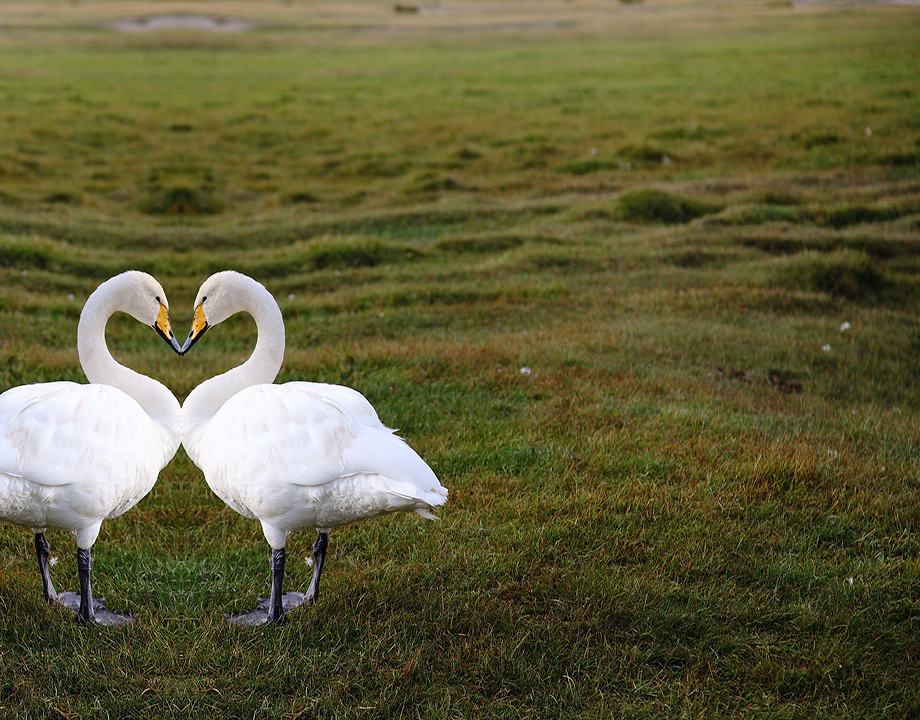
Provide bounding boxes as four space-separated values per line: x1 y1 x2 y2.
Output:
180 271 447 625
0 271 183 625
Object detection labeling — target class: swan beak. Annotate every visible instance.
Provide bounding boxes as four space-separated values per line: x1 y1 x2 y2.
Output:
154 304 184 356
180 303 209 355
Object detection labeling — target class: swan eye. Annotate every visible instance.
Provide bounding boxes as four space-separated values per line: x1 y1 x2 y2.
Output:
155 296 161 304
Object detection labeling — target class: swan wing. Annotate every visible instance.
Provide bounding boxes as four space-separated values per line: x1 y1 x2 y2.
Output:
0 382 80 481
290 382 383 425
197 383 443 494
0 382 166 488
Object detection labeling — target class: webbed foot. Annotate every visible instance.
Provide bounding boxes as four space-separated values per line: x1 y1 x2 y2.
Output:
56 590 104 613
226 592 306 626
56 591 136 626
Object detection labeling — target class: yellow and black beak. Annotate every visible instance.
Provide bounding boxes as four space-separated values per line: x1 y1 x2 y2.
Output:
154 303 184 356
179 302 209 355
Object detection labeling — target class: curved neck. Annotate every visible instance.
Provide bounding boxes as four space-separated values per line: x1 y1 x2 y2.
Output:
183 280 285 431
77 280 180 435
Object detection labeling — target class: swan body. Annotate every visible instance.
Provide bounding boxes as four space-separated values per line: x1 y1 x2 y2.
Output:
0 271 183 625
181 271 447 624
190 382 443 547
0 383 175 544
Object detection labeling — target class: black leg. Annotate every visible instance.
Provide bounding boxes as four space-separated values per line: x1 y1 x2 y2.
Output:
60 547 135 627
76 547 95 623
227 543 307 627
34 532 58 603
267 547 285 623
306 532 328 606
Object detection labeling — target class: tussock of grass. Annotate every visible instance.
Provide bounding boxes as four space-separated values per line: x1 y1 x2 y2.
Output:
283 190 320 205
760 190 802 206
820 202 920 229
883 151 920 167
140 184 225 216
717 204 805 226
783 249 886 301
307 237 416 270
435 234 528 255
44 190 82 205
739 231 920 263
619 188 719 224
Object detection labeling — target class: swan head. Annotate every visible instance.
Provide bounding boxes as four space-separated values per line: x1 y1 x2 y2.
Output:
89 271 183 355
180 270 273 355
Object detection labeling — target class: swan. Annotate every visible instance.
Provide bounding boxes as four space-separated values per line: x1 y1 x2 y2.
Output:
0 271 183 626
180 271 447 625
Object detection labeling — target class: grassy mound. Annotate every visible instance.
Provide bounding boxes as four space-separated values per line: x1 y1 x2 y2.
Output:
786 249 886 301
619 188 719 224
140 184 224 216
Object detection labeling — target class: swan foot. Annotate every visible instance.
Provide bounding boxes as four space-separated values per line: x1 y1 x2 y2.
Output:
264 591 307 613
84 608 137 627
55 591 136 626
226 608 272 627
56 590 104 612
226 592 307 627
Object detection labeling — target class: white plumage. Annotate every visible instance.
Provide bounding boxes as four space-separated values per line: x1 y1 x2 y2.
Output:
0 271 182 625
180 271 447 625
194 383 443 542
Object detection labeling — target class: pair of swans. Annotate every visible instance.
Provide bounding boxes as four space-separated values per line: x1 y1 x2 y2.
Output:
0 271 447 626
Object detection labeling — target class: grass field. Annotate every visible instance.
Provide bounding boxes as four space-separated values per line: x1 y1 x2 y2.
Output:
1 0 919 717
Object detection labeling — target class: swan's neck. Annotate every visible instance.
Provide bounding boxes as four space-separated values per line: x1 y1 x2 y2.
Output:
183 282 285 442
77 287 180 440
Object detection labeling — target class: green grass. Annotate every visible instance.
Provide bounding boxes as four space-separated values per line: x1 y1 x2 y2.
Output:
0 1 919 717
